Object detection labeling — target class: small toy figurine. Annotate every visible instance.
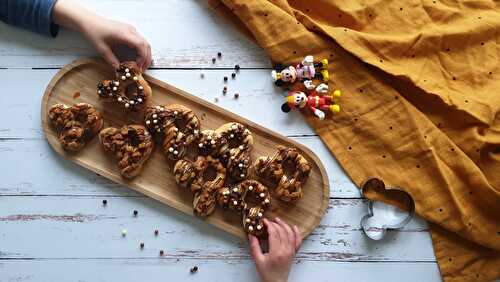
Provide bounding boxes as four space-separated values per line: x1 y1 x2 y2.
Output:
281 83 341 120
272 55 329 90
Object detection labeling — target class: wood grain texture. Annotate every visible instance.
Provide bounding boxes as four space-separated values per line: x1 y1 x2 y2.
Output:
41 59 329 239
0 0 269 69
0 260 441 282
0 196 434 261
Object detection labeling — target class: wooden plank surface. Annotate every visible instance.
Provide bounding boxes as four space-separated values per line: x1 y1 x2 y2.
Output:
0 0 442 281
0 0 269 69
1 260 441 282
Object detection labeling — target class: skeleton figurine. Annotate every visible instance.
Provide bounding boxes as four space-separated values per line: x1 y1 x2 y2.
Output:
281 83 341 120
271 55 329 90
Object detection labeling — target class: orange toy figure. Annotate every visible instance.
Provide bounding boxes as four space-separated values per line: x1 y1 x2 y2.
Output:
281 83 341 120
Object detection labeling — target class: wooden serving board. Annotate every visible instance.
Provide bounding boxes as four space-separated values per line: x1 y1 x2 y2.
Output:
41 59 329 239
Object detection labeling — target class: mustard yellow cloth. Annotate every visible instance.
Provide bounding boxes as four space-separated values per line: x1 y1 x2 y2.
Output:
208 1 500 281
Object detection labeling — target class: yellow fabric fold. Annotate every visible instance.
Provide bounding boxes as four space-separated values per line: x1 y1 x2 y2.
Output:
208 1 500 281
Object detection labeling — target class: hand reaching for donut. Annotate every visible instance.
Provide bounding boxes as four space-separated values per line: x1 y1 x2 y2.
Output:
249 218 302 282
52 0 152 71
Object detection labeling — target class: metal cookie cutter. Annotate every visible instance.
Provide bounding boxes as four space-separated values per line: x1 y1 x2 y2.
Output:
360 178 415 240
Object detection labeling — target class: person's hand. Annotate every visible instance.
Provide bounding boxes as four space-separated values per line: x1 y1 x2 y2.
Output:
52 0 151 71
79 18 151 71
249 218 302 282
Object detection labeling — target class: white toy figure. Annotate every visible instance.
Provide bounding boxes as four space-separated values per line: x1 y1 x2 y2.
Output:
271 55 329 90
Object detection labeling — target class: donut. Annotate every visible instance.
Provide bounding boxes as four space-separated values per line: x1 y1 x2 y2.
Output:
225 148 251 181
215 122 253 181
193 189 218 217
217 179 271 236
97 61 152 111
48 103 103 151
254 145 311 202
216 184 246 212
154 104 200 161
173 159 196 189
99 125 154 179
243 206 266 236
173 155 226 217
240 179 272 209
144 105 175 140
197 130 226 157
191 155 226 193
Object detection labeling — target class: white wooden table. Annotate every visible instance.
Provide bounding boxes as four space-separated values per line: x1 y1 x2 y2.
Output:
0 1 442 281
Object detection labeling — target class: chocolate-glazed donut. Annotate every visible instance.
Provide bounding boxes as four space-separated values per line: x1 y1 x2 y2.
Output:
216 184 246 212
197 129 226 157
160 104 201 161
216 122 253 181
97 61 151 111
48 103 103 151
243 206 266 236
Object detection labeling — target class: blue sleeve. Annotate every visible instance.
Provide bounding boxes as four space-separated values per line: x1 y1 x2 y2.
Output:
0 0 59 37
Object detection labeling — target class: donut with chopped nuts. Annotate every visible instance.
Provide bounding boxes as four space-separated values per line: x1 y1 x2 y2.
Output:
243 206 266 236
161 104 201 161
97 61 151 111
48 103 103 151
254 145 311 202
193 189 218 217
99 125 154 178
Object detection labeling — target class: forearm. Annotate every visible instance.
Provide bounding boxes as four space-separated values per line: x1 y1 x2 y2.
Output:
0 0 59 36
52 0 99 33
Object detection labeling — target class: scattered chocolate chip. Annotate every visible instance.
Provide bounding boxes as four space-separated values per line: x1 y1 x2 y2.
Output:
190 266 198 273
217 52 222 57
160 250 164 256
154 230 159 236
214 98 219 103
133 210 138 216
212 58 216 63
234 93 239 99
223 76 228 82
102 199 107 205
140 242 144 249
235 64 240 71
231 73 236 78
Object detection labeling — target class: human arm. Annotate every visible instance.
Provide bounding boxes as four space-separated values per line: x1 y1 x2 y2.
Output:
0 0 59 37
0 0 151 70
52 0 151 70
249 218 302 282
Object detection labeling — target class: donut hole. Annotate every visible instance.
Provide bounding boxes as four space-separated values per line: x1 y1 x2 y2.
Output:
203 166 217 182
174 118 188 132
282 159 297 178
228 136 244 149
125 84 141 100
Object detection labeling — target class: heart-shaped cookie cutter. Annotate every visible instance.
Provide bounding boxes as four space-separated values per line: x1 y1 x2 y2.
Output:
360 178 415 240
